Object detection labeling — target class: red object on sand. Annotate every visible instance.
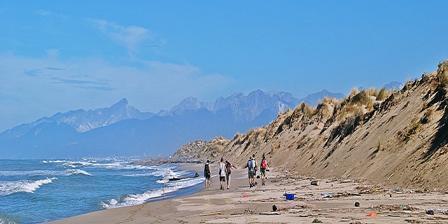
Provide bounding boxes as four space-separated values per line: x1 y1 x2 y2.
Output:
367 211 377 218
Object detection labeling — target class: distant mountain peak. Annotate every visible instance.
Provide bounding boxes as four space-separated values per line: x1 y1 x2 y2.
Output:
383 81 402 90
3 98 154 135
299 89 344 106
169 97 208 114
111 98 129 108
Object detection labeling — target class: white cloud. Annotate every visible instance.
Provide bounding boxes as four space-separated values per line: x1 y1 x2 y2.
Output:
90 19 160 56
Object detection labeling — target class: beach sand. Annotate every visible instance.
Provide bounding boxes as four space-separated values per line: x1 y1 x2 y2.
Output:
52 167 448 224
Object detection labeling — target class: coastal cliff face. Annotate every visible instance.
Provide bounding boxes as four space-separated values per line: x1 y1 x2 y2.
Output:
175 61 448 190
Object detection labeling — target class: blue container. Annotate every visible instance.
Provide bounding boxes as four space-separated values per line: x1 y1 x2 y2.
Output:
285 193 295 200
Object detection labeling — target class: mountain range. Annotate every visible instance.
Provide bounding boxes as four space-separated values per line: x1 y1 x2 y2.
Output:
0 89 343 158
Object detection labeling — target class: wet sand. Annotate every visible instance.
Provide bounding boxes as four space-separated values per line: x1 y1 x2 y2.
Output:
52 167 448 224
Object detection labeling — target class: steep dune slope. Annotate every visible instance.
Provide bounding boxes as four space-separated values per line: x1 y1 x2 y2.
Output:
175 61 448 190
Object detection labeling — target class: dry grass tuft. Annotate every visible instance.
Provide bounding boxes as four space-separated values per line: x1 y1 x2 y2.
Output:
376 88 390 101
420 109 434 124
297 103 316 117
437 60 448 87
351 91 371 106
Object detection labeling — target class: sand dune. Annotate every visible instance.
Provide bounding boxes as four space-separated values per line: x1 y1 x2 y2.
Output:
174 61 448 191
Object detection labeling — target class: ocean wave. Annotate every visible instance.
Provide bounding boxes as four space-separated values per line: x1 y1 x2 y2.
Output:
0 178 57 196
0 169 92 177
123 173 153 177
149 167 177 177
124 166 188 182
64 169 92 176
92 162 153 170
156 179 169 184
0 170 59 176
62 161 94 168
102 177 204 209
42 160 68 164
0 214 18 224
57 160 151 170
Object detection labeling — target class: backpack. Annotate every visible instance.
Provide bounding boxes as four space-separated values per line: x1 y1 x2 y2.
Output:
261 159 267 169
248 159 255 171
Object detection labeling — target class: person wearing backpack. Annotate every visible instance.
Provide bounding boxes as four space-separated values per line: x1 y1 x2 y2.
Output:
247 156 256 188
204 160 211 189
260 154 269 186
252 154 258 177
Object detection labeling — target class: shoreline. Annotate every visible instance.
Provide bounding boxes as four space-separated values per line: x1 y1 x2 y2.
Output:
51 167 448 224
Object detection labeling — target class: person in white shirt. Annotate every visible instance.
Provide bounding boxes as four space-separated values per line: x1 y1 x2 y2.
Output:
218 157 226 190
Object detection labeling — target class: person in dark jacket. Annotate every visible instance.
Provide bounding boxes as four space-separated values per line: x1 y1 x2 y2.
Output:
204 160 211 188
225 160 236 189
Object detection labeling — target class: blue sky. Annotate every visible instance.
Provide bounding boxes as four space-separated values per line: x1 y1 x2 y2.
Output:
0 0 447 131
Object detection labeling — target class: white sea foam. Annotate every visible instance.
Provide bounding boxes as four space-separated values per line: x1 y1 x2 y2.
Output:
123 173 153 177
58 160 151 170
156 179 169 184
0 215 18 224
125 166 188 182
62 161 94 168
102 177 204 209
0 169 92 177
64 169 92 176
0 170 59 176
0 178 57 196
42 160 68 164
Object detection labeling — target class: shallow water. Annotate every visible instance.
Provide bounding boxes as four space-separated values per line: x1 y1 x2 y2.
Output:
0 159 203 224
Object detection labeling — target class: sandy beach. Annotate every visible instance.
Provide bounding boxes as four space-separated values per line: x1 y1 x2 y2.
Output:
51 166 448 224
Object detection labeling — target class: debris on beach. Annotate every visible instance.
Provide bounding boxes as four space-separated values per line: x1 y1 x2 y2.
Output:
259 212 280 215
321 192 333 198
367 211 377 218
373 204 417 212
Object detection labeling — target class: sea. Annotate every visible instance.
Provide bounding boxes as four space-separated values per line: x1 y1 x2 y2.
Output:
0 159 204 224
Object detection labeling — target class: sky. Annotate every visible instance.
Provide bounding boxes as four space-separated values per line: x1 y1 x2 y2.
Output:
0 0 447 131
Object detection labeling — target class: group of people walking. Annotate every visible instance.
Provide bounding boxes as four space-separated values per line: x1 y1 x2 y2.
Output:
203 158 235 190
203 154 269 190
247 153 269 188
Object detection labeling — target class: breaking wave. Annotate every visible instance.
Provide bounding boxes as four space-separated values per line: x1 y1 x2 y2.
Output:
101 177 204 209
64 169 92 176
0 169 92 177
0 178 57 196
